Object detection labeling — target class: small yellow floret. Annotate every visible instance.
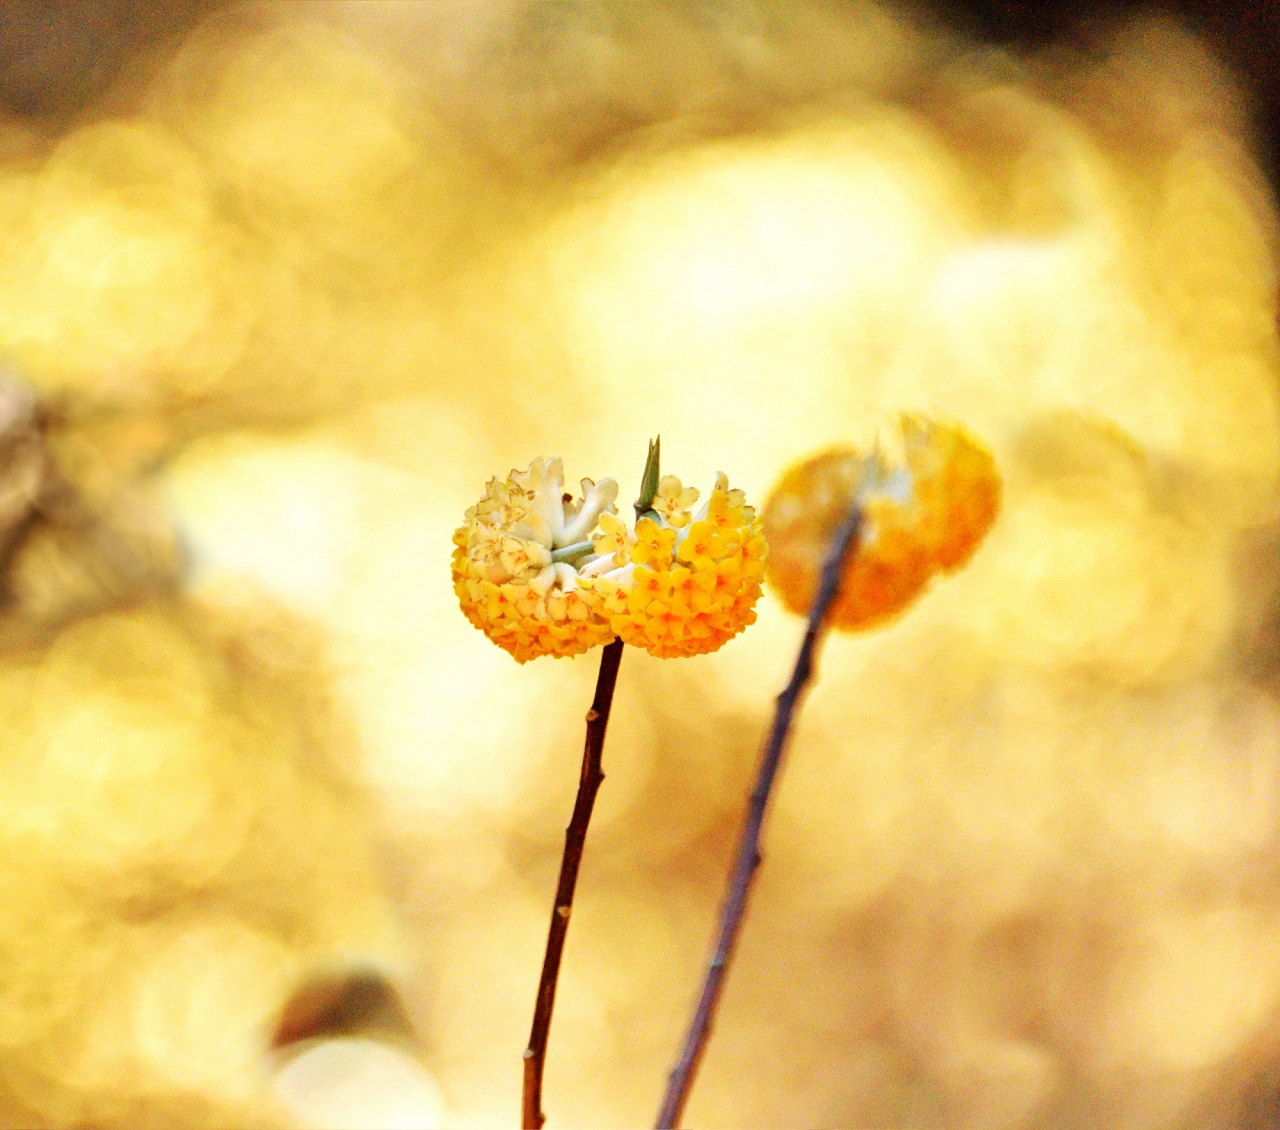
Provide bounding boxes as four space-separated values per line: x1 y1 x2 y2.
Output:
592 511 633 564
651 475 699 527
762 416 1001 631
630 518 678 569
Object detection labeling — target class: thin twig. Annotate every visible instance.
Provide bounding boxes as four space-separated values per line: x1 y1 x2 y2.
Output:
523 637 625 1130
655 505 864 1129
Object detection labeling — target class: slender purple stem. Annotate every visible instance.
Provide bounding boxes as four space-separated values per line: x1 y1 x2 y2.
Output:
523 637 625 1129
655 505 863 1129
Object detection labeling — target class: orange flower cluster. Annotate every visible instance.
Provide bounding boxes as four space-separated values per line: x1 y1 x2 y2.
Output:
453 460 765 662
452 458 619 663
763 416 1001 631
595 474 767 658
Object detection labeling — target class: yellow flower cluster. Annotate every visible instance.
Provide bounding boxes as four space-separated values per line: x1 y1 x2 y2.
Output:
593 474 767 659
453 462 766 662
763 416 1001 631
452 457 619 663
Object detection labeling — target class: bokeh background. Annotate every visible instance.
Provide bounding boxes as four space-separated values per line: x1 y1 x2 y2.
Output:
0 1 1278 1127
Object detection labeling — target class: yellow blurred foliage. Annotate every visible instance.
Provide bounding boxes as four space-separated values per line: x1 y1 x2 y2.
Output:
0 4 1273 1128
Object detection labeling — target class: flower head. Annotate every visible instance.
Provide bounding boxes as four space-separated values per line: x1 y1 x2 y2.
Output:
455 456 766 661
607 471 766 658
763 416 1001 631
453 458 622 663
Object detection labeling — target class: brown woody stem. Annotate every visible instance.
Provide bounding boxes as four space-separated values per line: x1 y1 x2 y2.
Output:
522 636 625 1129
655 504 863 1129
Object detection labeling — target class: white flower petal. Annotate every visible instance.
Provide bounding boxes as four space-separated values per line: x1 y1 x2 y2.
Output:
561 477 620 546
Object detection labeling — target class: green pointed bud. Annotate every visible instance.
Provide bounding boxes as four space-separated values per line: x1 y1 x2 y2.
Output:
634 435 661 522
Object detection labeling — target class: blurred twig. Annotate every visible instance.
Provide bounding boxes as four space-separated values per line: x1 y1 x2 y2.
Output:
655 503 864 1129
522 636 625 1130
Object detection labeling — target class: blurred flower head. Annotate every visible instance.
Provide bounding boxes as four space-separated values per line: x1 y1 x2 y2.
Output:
763 416 1001 630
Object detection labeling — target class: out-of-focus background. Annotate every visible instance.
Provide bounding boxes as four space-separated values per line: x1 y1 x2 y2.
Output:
0 1 1278 1127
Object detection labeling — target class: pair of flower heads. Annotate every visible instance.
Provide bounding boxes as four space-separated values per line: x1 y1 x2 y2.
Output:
453 417 1002 663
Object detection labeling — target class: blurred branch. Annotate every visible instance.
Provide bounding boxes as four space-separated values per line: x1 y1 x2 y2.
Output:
523 636 625 1130
655 503 864 1129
